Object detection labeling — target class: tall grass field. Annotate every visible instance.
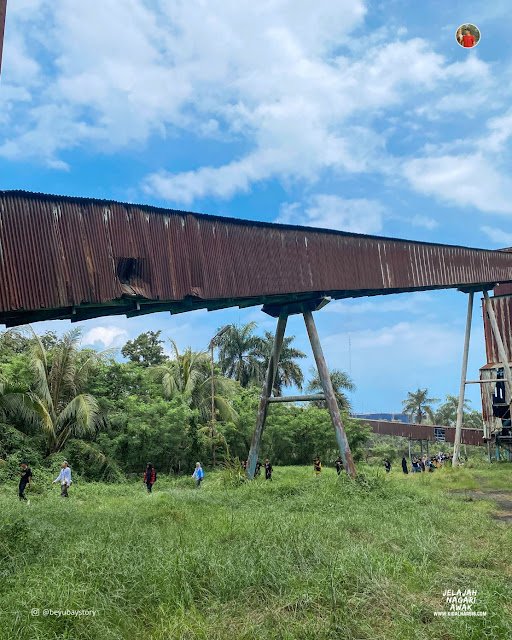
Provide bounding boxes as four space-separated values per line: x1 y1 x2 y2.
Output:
1 465 511 639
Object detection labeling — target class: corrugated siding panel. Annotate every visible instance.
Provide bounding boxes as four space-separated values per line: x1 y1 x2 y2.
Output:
482 295 512 365
2 191 512 325
362 420 484 445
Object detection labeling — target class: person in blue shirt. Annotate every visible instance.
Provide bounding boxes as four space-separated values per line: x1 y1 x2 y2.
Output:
192 462 204 488
53 461 72 497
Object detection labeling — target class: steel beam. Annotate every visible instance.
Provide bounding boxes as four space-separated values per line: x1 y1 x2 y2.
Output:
267 394 325 403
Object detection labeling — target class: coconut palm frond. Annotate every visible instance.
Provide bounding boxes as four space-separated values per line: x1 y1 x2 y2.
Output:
214 395 238 422
0 389 46 432
55 394 101 439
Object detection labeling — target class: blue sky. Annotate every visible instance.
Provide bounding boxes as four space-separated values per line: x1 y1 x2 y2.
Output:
0 0 510 414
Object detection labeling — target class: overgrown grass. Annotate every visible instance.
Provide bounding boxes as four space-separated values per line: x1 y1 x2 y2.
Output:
0 465 511 639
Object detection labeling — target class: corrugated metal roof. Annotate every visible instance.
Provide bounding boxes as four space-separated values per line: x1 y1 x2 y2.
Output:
1 190 512 327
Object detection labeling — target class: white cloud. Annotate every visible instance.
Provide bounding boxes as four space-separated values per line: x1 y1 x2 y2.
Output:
0 0 492 202
403 153 512 215
83 326 128 348
480 225 512 246
324 321 463 394
277 195 385 234
325 293 434 315
408 215 439 230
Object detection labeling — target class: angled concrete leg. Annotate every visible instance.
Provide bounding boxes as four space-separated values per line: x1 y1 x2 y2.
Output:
452 291 474 466
303 310 357 477
247 313 288 478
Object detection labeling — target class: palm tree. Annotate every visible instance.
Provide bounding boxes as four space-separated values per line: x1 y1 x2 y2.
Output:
3 329 104 456
306 368 355 410
434 394 471 427
216 322 264 388
155 341 237 423
402 388 438 424
258 331 306 395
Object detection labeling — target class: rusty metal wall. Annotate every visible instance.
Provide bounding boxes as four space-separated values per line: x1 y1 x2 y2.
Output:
2 191 512 326
479 366 502 438
0 0 6 75
362 419 484 446
482 294 512 364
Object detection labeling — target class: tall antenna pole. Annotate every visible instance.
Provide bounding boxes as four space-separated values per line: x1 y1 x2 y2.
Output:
0 0 7 76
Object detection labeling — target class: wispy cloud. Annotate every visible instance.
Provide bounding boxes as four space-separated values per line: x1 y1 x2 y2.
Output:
277 195 385 234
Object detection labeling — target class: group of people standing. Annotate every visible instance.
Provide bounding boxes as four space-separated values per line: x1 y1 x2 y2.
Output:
17 460 72 503
400 452 450 474
143 461 204 493
241 459 273 480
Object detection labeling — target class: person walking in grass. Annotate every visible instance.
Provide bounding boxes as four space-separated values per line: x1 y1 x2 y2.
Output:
143 463 157 494
19 462 32 502
192 462 204 488
334 456 343 475
264 459 273 480
384 459 391 473
314 457 322 476
401 456 408 474
53 461 72 497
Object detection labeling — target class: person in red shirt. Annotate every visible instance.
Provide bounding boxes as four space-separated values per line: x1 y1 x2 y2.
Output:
143 463 157 493
462 30 475 48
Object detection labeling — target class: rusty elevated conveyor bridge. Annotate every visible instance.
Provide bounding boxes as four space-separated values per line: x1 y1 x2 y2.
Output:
1 191 511 476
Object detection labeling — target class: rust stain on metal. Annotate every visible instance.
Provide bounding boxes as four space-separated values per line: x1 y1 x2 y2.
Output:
482 295 512 365
362 419 484 446
2 190 512 327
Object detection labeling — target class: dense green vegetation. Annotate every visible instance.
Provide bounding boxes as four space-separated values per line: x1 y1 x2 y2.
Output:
0 326 370 481
1 465 510 640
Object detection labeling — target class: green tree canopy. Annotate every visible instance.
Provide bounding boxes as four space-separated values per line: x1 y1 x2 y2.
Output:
121 330 168 367
402 388 438 425
216 323 264 388
306 368 355 411
258 332 306 395
2 329 105 456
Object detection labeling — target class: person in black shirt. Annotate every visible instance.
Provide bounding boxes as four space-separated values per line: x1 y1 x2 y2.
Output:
19 462 32 501
255 460 262 477
401 456 408 474
384 459 391 473
264 459 273 480
334 457 343 475
314 457 322 476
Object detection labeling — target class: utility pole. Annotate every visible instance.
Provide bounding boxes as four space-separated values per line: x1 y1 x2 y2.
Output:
0 0 7 76
208 325 230 468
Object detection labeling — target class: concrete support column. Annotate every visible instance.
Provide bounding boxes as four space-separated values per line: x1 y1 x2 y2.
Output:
303 310 356 477
452 291 474 467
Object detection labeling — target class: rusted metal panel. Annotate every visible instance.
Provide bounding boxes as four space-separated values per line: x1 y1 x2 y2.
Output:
482 295 512 365
361 419 484 446
0 0 6 75
2 190 512 326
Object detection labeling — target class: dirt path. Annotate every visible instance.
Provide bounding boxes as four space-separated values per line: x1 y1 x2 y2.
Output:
452 489 512 523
